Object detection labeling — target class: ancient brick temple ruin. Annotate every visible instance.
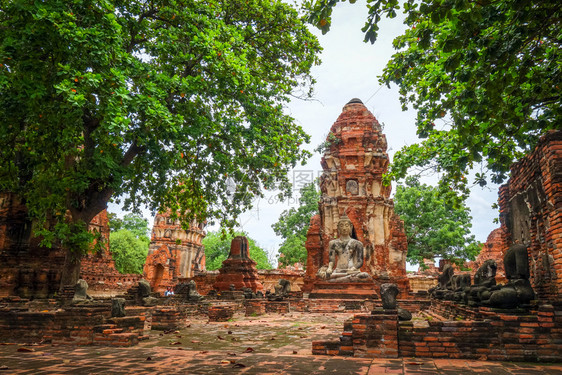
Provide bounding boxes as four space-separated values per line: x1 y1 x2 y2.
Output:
79 210 141 296
464 130 561 298
0 193 65 298
310 129 561 362
304 98 409 298
0 193 138 298
0 101 560 364
143 211 206 293
497 130 561 299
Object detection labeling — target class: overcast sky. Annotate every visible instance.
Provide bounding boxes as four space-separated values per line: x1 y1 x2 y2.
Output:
112 2 501 269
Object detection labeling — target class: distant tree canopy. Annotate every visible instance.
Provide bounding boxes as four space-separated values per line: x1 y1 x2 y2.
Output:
110 229 149 274
108 212 149 238
203 230 272 270
307 0 561 197
108 213 150 274
0 0 321 262
393 177 481 267
272 182 320 268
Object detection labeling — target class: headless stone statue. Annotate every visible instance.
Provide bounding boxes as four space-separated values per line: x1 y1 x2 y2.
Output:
243 287 256 299
138 279 151 298
176 280 204 301
268 279 291 301
186 280 203 301
111 298 126 317
466 259 497 306
489 244 535 309
137 279 158 306
380 283 399 309
379 283 412 321
449 273 471 302
317 217 371 282
72 279 93 304
430 263 454 299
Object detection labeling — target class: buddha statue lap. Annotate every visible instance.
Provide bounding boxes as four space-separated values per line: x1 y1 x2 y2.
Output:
316 217 371 283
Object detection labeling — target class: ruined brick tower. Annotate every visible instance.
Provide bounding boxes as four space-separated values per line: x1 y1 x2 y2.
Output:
143 212 206 292
304 98 409 297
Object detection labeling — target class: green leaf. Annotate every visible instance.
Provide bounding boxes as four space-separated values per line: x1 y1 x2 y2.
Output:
0 0 321 253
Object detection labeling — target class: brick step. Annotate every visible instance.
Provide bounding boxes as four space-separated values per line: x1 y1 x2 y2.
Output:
102 328 124 335
94 324 117 331
420 310 446 321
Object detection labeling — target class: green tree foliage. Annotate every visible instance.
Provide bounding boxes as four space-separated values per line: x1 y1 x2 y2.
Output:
108 212 150 274
203 230 272 270
393 177 481 267
108 212 149 239
0 0 321 257
272 182 320 268
109 229 149 274
107 212 123 232
307 0 561 195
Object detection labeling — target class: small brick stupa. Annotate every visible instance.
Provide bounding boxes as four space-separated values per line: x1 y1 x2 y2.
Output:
304 98 410 298
143 212 206 292
213 236 264 292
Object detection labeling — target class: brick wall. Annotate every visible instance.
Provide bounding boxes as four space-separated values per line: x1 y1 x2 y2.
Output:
151 308 182 330
497 130 562 300
313 310 399 357
0 193 65 298
407 275 438 293
0 304 148 347
313 300 562 362
208 304 236 322
0 194 140 298
428 299 484 320
399 303 561 361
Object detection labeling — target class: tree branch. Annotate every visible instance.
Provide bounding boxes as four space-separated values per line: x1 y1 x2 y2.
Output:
121 140 144 167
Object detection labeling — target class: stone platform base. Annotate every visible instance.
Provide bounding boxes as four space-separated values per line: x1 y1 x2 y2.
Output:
308 281 378 299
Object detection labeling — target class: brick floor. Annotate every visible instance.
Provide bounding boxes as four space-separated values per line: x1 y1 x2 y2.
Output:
1 312 560 374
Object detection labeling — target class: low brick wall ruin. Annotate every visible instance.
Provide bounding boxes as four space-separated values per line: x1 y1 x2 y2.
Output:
407 275 438 293
208 304 236 322
313 310 399 357
245 300 266 316
313 300 562 362
0 303 150 347
0 304 147 346
399 303 561 362
151 308 182 330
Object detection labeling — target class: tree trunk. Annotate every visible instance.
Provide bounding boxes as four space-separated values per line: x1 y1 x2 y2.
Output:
59 248 82 291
